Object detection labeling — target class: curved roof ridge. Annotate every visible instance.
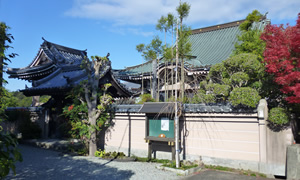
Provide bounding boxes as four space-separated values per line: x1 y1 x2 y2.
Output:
191 19 245 35
42 38 87 56
119 59 153 72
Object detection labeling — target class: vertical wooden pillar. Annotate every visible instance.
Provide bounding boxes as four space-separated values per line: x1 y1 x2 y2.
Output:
148 141 152 159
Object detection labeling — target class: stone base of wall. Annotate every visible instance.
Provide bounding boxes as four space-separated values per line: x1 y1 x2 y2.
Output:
186 153 285 176
105 145 284 176
287 144 300 180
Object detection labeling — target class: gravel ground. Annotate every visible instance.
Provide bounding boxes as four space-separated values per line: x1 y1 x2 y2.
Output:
6 145 180 180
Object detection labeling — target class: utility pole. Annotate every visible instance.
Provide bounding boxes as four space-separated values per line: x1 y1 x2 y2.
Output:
175 20 180 168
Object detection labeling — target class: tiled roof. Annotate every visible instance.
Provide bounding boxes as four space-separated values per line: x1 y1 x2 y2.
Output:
117 60 153 76
186 22 242 67
111 103 256 113
8 39 133 97
7 39 87 80
116 19 269 77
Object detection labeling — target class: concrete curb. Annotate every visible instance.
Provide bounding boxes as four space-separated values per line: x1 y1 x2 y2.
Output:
156 164 202 176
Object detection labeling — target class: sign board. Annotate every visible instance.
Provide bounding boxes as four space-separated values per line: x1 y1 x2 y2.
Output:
149 116 174 138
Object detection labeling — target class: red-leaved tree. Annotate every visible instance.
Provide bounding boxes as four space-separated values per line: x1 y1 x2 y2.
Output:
261 13 300 103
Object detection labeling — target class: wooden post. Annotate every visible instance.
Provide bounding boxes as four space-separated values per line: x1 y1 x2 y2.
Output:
148 141 152 159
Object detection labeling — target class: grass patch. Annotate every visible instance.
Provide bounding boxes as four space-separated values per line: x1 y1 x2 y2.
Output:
134 157 169 164
162 161 198 171
205 165 233 172
204 164 268 178
134 157 199 171
95 149 126 159
258 173 267 178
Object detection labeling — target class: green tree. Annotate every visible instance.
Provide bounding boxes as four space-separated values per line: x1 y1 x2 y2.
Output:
136 36 163 101
176 1 191 100
233 10 265 60
63 55 112 156
166 13 177 98
0 22 22 179
156 15 169 101
193 53 262 108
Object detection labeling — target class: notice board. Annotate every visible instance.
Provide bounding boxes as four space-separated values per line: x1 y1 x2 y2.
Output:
148 116 174 138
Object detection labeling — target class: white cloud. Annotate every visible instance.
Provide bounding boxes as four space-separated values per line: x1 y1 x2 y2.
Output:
107 26 154 37
65 0 299 26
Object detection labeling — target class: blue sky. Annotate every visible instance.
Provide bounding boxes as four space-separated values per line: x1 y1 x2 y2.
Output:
0 0 299 91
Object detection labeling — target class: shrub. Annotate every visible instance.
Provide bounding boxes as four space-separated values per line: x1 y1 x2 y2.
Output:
269 107 289 125
137 94 155 104
229 87 261 108
191 91 216 104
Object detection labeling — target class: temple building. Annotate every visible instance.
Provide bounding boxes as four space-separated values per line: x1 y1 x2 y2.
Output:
7 18 269 101
6 39 133 138
6 18 269 137
7 39 132 98
114 18 269 100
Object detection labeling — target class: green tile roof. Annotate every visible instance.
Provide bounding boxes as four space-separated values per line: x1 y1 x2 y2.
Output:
186 23 241 67
118 19 269 76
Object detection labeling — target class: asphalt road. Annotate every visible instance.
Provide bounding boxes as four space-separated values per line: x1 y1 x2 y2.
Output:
6 144 274 180
6 145 179 180
184 170 274 180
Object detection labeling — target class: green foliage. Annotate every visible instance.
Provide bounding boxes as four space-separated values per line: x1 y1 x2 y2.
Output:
205 165 233 172
234 30 265 60
0 23 18 66
176 1 191 25
0 91 23 178
269 107 289 125
194 53 262 107
95 149 106 158
208 63 226 82
95 149 126 159
137 93 155 104
190 91 216 104
191 83 230 104
209 53 264 87
0 132 23 178
63 81 112 151
156 16 168 33
229 87 261 108
3 91 50 107
223 53 264 80
206 84 231 97
0 23 23 179
8 91 31 107
234 10 265 60
177 25 192 59
231 72 249 88
167 13 176 32
239 10 262 31
136 36 163 61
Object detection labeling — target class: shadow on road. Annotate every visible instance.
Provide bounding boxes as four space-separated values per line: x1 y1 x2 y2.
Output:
6 145 134 180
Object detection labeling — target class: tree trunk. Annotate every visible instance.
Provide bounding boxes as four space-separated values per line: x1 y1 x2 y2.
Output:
152 59 157 100
179 20 185 101
180 58 185 100
89 115 97 156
